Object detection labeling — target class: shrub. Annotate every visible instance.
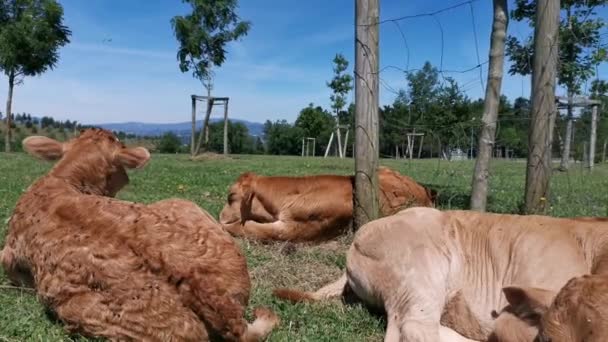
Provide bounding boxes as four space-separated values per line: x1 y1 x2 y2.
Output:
158 132 182 154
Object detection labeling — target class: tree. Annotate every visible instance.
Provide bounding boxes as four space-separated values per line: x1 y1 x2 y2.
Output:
470 0 509 211
407 62 440 122
263 120 302 155
172 0 250 155
295 103 334 155
326 53 353 158
379 103 408 158
496 96 529 156
207 120 253 154
524 0 560 214
432 78 475 156
506 0 607 170
158 132 183 154
0 0 71 152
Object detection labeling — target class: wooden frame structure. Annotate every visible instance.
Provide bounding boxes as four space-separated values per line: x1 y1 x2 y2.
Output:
324 124 350 158
301 137 316 157
405 132 425 159
556 96 601 169
190 95 229 156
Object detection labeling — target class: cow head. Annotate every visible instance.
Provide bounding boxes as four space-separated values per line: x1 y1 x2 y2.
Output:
219 172 256 225
488 286 555 342
499 276 608 342
23 128 150 197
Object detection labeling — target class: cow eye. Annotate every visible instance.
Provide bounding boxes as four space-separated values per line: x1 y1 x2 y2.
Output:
228 193 236 204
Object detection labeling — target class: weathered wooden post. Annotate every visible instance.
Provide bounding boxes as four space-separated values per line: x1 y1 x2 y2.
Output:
470 0 508 211
524 0 559 214
191 95 196 156
589 105 598 169
223 99 229 155
353 0 379 230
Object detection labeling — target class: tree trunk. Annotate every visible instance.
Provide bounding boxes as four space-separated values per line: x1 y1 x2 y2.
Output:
524 0 559 214
190 96 196 156
470 0 508 211
223 100 229 155
559 7 574 171
203 86 212 148
589 105 598 169
354 0 379 230
203 103 212 146
335 115 344 158
324 132 334 158
342 128 350 157
583 142 588 168
4 71 15 153
559 92 574 170
556 115 564 155
194 98 213 155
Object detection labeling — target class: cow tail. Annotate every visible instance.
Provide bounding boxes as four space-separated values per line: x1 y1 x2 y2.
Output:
273 273 347 303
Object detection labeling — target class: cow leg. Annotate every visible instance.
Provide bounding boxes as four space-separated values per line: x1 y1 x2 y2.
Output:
0 246 35 288
398 320 441 342
393 306 479 342
223 220 311 242
397 320 477 342
349 241 452 341
178 278 249 341
438 326 479 342
384 315 402 342
54 284 207 341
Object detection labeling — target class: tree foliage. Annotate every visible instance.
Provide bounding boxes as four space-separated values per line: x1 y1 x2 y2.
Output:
0 0 70 152
263 120 302 155
327 53 353 117
506 0 607 92
382 62 477 158
294 103 334 155
0 0 71 78
158 132 183 154
171 0 250 85
206 120 262 154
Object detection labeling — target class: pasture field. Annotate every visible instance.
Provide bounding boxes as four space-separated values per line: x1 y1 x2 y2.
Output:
2 153 608 341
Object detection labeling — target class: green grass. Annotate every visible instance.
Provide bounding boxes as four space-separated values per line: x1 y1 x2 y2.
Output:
2 153 608 341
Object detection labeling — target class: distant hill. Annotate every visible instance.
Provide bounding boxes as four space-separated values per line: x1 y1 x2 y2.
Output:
96 118 265 138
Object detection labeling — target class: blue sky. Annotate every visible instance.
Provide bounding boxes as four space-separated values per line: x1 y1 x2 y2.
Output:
1 0 607 124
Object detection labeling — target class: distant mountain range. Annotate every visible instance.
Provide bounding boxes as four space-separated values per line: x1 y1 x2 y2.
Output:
96 118 265 138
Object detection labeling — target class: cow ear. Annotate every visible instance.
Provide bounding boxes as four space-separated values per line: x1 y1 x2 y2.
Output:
116 147 150 169
240 190 254 225
503 286 555 320
22 136 65 161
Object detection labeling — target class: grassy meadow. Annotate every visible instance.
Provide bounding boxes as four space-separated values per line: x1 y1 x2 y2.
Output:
2 153 608 341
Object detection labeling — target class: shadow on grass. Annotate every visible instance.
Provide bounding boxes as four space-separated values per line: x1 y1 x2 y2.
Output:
421 183 472 210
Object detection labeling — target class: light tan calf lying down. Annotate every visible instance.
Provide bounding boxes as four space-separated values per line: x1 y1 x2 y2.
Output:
273 207 608 341
219 167 435 242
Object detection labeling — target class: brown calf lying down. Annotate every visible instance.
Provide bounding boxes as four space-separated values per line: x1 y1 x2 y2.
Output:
0 129 279 341
274 207 608 341
489 274 608 342
219 166 434 242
